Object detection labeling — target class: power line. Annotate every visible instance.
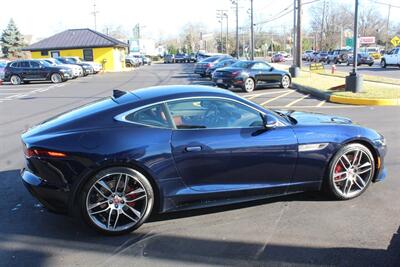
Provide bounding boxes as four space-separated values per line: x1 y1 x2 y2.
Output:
368 0 400 9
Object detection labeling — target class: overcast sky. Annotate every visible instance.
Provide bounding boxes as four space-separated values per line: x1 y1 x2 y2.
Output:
0 0 399 40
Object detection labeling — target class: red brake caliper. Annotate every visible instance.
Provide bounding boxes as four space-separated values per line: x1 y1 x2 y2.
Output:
125 186 137 207
334 163 344 181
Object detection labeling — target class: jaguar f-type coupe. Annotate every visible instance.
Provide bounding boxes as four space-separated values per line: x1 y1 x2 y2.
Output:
21 85 387 235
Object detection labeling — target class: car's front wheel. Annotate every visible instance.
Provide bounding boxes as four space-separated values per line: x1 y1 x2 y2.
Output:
243 77 255 92
380 60 386 68
280 75 291 89
81 167 154 235
326 143 375 200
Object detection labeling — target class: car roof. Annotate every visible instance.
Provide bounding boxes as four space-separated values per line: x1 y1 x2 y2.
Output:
114 85 237 104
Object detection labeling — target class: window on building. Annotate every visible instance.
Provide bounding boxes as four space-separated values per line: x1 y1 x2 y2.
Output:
83 49 94 61
50 51 60 58
41 51 49 56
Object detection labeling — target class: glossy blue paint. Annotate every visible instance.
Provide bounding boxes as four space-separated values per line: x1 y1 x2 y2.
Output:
20 85 387 215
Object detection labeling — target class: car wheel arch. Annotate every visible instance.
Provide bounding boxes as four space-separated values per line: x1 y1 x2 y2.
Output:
70 161 163 216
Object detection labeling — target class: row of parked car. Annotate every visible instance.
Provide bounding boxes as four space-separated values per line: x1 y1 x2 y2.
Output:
164 53 197 63
302 49 376 66
0 57 102 85
193 54 292 93
125 54 152 68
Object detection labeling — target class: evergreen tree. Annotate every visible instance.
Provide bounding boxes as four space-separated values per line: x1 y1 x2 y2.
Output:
1 19 24 58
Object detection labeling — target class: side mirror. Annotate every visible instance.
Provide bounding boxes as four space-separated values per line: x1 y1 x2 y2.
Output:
270 67 274 71
261 114 277 129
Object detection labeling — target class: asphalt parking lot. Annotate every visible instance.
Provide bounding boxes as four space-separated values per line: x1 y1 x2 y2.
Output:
1 63 399 266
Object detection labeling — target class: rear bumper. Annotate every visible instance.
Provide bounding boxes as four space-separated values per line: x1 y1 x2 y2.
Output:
212 77 244 88
194 68 207 75
21 168 69 213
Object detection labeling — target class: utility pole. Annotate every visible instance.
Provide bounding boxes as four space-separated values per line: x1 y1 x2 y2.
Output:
250 0 254 60
216 10 227 53
289 0 299 77
231 0 239 59
92 0 99 30
386 4 391 51
345 0 362 93
224 12 229 55
295 0 302 69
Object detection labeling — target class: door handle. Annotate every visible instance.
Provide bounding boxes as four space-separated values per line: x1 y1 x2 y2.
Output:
185 146 202 152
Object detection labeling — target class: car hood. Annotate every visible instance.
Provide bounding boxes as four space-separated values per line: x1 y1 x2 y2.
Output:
275 110 353 125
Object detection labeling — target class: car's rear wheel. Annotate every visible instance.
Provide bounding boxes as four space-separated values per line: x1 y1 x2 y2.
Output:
326 143 375 200
243 77 255 92
81 167 154 235
280 75 291 89
10 75 21 85
380 60 387 68
51 73 62 83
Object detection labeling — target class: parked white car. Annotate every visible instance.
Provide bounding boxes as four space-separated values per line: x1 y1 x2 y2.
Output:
40 58 83 78
381 47 400 68
64 57 103 73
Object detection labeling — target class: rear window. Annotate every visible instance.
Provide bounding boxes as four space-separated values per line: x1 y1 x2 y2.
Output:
202 56 220 63
126 104 171 128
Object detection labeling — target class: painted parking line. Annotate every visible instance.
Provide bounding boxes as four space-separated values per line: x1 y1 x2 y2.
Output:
285 94 310 107
270 105 364 109
260 90 296 106
244 90 291 100
316 100 326 107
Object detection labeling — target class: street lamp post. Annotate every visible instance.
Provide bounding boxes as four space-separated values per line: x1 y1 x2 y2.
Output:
224 13 229 55
345 0 363 93
289 0 300 77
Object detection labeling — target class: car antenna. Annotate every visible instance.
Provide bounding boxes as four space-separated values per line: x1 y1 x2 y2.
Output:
113 89 126 98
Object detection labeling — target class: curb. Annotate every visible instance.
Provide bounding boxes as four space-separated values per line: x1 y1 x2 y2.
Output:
291 83 330 101
329 95 400 106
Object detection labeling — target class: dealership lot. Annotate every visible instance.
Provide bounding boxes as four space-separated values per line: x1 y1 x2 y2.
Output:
0 63 399 266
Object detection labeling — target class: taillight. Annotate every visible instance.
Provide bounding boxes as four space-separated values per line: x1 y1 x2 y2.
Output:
206 63 214 68
231 71 240 77
24 148 67 158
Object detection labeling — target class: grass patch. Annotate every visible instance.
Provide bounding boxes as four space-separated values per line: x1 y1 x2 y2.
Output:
292 71 400 99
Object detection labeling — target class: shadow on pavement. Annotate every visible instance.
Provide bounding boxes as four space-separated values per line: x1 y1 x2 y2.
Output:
1 168 400 266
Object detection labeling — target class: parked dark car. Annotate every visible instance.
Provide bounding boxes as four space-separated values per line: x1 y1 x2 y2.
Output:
194 55 232 77
20 85 387 235
205 58 237 77
347 53 374 66
316 52 329 62
164 54 175 63
271 53 285 63
174 53 187 63
56 57 93 76
3 60 73 85
187 53 197 62
327 49 350 64
212 60 291 92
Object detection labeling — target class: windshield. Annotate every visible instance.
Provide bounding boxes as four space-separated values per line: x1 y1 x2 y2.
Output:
230 61 253 68
39 60 51 67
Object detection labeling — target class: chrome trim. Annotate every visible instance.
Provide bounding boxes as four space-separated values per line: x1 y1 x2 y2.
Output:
114 96 287 130
298 143 329 152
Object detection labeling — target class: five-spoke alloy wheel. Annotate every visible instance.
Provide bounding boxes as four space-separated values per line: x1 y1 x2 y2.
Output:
81 167 154 235
243 77 255 92
327 143 375 200
280 75 291 89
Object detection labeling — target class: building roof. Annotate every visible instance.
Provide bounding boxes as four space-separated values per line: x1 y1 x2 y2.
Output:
23 28 128 51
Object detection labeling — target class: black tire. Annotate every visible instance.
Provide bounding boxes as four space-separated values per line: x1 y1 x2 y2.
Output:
242 77 255 93
10 75 21 85
325 143 375 200
368 63 373 67
200 74 206 78
80 167 154 235
380 60 386 68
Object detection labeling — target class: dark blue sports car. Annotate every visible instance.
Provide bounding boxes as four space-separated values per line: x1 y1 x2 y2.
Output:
21 85 387 235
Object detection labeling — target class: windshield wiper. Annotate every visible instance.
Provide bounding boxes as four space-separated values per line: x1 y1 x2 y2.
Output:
177 125 207 129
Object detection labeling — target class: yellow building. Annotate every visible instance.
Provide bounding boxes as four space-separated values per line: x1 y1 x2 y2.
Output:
23 28 128 72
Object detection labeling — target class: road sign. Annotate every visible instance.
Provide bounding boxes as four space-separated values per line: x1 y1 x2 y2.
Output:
359 36 375 45
345 38 354 47
309 63 324 73
390 36 400 47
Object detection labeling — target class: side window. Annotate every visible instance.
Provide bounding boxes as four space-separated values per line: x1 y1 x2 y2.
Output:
20 61 30 68
126 104 171 128
30 61 40 68
83 49 94 61
10 62 19 68
252 62 271 70
167 99 263 129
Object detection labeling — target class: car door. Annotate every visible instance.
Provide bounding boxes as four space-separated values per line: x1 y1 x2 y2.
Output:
29 61 44 80
19 61 32 80
168 97 298 194
252 62 280 83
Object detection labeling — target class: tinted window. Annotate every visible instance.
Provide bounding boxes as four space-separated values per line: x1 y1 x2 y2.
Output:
167 98 263 129
83 49 94 61
202 56 221 63
126 104 170 128
20 61 30 68
231 61 253 68
10 62 19 68
252 62 271 70
30 61 40 68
